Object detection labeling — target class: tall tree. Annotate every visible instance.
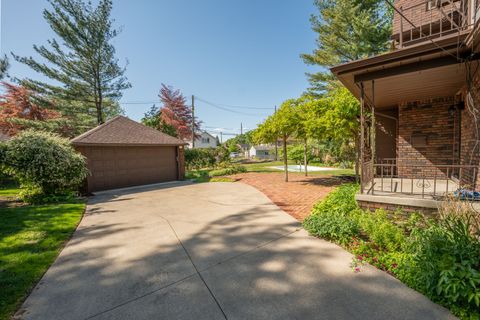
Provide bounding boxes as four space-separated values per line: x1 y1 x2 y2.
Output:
141 104 177 137
0 55 9 80
303 86 360 177
13 0 130 126
158 84 200 140
254 99 299 182
301 0 392 94
0 82 65 135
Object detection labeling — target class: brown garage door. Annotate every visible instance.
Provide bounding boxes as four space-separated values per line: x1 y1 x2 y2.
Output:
81 146 178 192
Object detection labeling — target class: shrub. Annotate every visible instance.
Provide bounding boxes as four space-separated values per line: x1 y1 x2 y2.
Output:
303 184 360 245
208 165 247 177
2 130 88 200
303 183 480 319
354 209 406 252
185 146 230 170
406 211 480 315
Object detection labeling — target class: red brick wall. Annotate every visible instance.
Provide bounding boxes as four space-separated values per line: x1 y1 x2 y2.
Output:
392 0 468 45
357 200 438 216
397 97 455 178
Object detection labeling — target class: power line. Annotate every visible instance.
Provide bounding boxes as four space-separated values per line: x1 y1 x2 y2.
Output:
195 97 268 116
195 97 274 110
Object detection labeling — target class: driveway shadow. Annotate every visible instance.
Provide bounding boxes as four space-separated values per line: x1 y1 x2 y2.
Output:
17 183 455 320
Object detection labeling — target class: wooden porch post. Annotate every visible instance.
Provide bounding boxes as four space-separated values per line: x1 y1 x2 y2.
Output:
360 82 365 194
371 80 376 178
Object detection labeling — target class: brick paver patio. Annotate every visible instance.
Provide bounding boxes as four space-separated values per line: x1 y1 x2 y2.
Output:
229 172 348 220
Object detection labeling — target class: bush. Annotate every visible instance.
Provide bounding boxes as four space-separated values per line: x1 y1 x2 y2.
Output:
303 183 480 319
185 146 230 170
208 165 247 177
2 130 88 201
303 184 360 245
406 211 480 316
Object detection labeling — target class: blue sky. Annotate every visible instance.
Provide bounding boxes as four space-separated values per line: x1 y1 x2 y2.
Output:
1 0 318 139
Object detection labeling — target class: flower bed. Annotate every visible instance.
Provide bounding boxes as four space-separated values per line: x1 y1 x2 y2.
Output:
303 184 480 319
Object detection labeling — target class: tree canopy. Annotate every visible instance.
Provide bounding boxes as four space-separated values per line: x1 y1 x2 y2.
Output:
0 55 9 80
301 0 392 94
13 0 130 126
142 84 200 139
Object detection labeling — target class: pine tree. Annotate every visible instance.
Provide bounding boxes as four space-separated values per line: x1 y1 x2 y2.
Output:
0 55 9 80
158 84 200 140
301 0 392 94
13 0 130 126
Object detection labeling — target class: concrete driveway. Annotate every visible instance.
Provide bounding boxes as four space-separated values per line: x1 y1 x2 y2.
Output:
17 182 455 320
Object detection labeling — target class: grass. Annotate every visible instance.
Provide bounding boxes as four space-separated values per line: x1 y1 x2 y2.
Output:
0 192 85 320
186 161 355 182
0 182 22 198
242 161 355 176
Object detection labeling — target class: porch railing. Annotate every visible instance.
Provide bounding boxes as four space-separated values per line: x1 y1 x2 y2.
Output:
364 162 478 199
395 0 477 48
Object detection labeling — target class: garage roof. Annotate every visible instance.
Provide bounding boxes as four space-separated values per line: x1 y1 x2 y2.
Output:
71 116 187 146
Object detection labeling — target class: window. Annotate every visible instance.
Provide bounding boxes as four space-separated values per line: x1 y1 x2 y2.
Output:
201 137 210 144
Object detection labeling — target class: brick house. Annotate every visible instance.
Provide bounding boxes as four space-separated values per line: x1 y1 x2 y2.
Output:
331 0 480 212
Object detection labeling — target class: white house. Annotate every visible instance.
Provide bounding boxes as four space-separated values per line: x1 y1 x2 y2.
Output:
188 131 219 149
249 145 275 160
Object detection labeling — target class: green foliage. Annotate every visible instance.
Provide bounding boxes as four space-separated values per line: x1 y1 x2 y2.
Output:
304 184 480 319
141 105 178 137
406 214 480 315
185 146 230 170
13 0 130 126
287 144 314 165
303 184 360 245
0 55 9 80
208 165 247 177
354 209 406 252
2 130 88 201
302 0 392 93
225 131 254 151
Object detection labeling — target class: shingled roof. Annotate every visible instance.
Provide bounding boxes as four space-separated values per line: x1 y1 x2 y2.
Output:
71 116 186 146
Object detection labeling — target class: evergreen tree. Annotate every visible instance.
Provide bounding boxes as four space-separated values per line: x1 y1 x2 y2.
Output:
301 0 392 94
13 0 130 126
0 55 9 80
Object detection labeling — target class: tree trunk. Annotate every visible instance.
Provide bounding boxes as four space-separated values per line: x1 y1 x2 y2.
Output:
283 135 288 182
304 138 308 177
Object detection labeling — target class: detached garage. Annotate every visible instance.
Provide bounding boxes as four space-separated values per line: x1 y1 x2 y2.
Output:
72 116 186 193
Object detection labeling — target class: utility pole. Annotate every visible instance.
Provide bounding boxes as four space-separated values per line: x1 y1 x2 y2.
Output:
191 95 195 148
240 122 243 135
274 106 278 161
220 132 223 143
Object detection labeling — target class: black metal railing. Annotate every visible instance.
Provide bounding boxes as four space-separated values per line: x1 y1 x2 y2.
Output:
364 162 478 199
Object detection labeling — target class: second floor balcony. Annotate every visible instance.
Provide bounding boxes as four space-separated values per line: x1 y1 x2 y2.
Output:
392 0 480 48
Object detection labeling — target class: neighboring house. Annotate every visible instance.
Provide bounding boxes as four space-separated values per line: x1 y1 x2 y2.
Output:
249 145 275 160
238 143 251 158
188 131 219 149
331 0 480 213
72 116 187 193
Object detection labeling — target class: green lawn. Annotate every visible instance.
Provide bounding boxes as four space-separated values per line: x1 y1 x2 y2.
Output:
186 161 354 183
0 199 85 320
242 161 355 176
0 182 22 198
